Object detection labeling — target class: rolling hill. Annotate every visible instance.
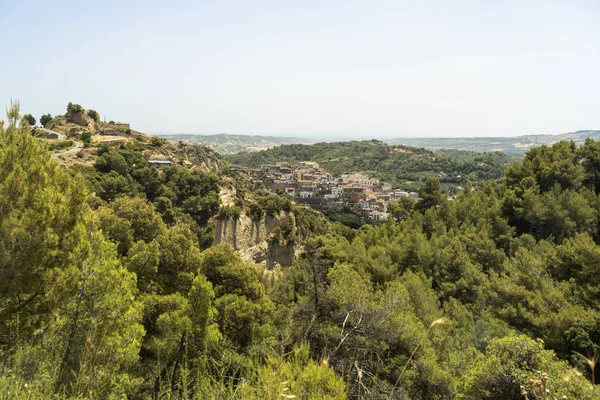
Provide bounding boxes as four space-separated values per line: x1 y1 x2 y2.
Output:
387 130 600 154
226 140 515 189
156 133 314 154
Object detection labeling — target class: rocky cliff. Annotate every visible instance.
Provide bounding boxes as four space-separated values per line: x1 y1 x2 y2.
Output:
213 212 298 268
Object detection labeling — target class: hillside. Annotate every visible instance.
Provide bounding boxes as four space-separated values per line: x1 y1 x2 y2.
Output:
227 140 515 189
157 130 600 156
157 133 314 154
6 103 600 398
387 130 600 154
5 101 600 399
33 103 223 171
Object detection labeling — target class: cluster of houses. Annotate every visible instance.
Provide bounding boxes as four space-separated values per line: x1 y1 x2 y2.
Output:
255 161 422 222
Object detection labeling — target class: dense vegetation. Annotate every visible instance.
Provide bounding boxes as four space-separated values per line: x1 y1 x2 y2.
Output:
3 102 600 399
47 139 75 152
75 142 221 249
227 140 515 189
323 206 366 229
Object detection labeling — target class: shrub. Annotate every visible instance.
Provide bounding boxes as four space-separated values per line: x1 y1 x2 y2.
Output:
151 136 164 147
87 109 99 122
48 140 74 152
97 144 111 156
257 194 291 217
323 206 365 229
66 102 84 115
267 226 284 244
249 203 265 221
218 205 242 220
80 131 92 145
40 113 52 127
22 113 35 126
45 115 64 130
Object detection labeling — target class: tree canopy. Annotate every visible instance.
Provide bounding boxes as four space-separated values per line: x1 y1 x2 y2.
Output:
2 100 600 399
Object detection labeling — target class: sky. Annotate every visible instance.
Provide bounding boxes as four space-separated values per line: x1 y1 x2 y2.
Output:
1 0 599 139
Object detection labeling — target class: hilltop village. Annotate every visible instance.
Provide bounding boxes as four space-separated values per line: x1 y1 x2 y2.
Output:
236 161 424 222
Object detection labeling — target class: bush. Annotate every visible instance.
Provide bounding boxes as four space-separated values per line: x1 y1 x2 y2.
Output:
48 140 74 152
40 113 52 127
117 125 132 135
22 113 35 126
150 136 164 147
249 203 265 221
66 102 84 115
45 115 64 130
267 226 284 244
80 131 92 145
87 109 99 122
97 144 111 156
257 194 291 217
218 205 242 220
323 206 365 229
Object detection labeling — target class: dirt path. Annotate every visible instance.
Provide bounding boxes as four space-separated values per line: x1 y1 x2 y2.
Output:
60 141 83 155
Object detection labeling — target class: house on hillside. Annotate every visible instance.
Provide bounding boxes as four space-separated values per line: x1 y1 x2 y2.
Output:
299 191 315 198
149 159 174 166
46 132 65 140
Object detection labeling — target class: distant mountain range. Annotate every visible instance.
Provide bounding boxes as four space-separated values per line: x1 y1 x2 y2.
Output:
386 130 600 155
156 133 314 155
157 130 600 156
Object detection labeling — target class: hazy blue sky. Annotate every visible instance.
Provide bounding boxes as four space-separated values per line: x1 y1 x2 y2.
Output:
1 0 599 138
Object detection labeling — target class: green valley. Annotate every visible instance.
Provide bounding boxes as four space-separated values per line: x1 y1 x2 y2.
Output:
2 102 600 399
227 140 517 190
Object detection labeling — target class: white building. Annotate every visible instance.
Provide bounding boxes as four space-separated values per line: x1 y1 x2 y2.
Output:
299 191 315 198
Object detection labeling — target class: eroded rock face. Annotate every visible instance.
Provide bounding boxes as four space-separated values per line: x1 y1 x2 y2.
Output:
69 112 88 127
213 212 296 268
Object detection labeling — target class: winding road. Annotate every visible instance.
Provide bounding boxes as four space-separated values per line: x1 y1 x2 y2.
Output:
38 128 84 156
62 140 84 155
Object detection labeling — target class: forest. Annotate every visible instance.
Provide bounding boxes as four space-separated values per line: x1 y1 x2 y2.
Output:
226 140 515 189
2 102 600 400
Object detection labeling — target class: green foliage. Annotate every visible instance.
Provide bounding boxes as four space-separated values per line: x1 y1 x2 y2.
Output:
40 113 53 127
388 196 416 221
0 103 144 398
86 109 99 122
418 176 445 210
247 194 292 222
218 204 242 220
66 102 84 115
90 145 221 230
257 194 292 217
323 205 365 229
249 202 265 221
48 140 74 151
7 98 600 399
458 335 598 399
22 113 35 126
227 140 510 188
80 130 92 146
117 124 131 135
151 136 164 146
199 244 275 349
237 344 346 399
